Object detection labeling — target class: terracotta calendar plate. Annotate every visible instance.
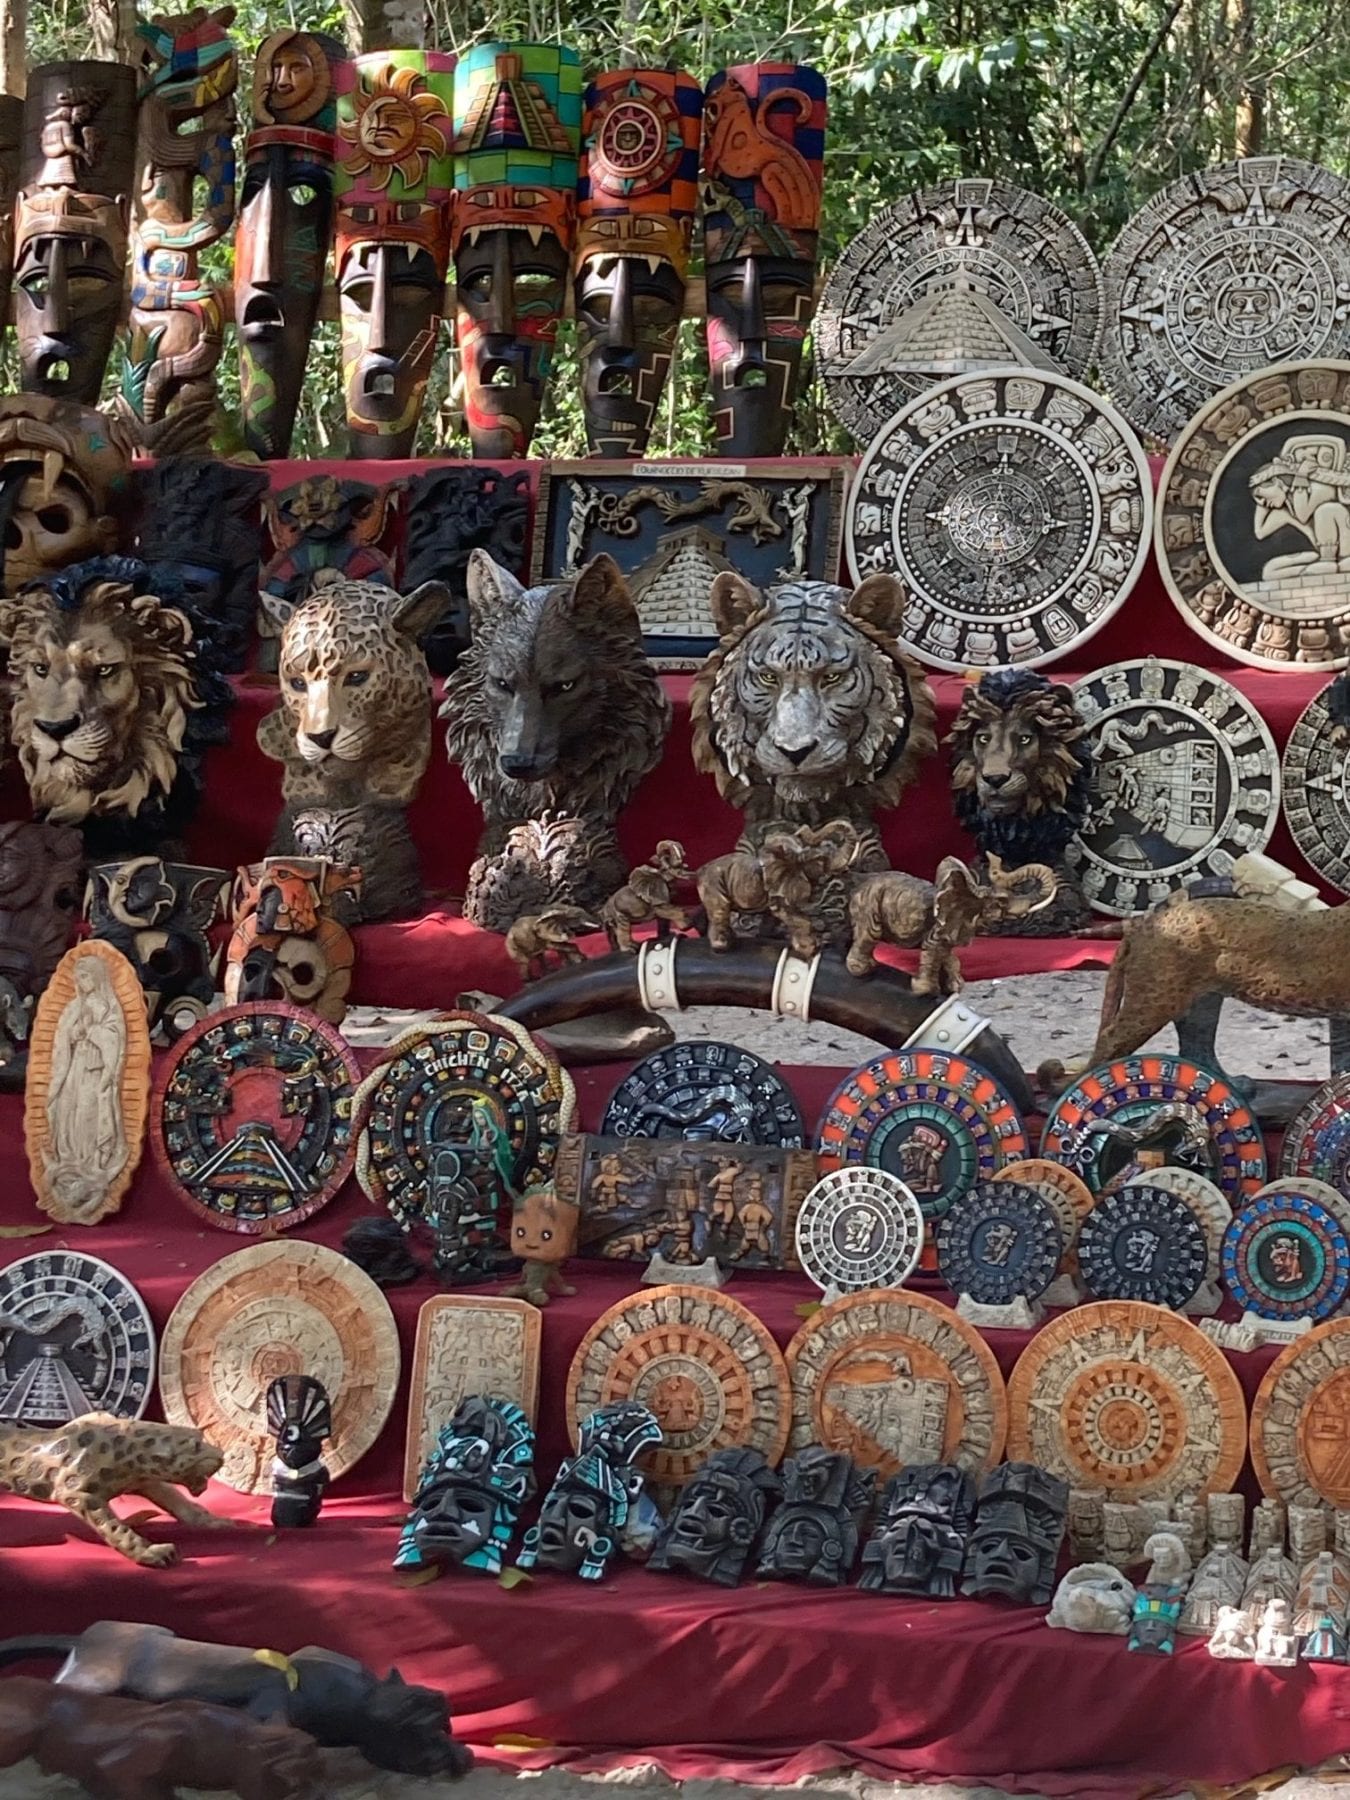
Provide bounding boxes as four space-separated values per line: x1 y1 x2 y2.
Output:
1251 1319 1350 1507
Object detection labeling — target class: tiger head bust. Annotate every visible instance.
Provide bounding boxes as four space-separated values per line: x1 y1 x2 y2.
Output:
948 667 1093 864
690 573 937 858
0 556 201 829
257 576 450 808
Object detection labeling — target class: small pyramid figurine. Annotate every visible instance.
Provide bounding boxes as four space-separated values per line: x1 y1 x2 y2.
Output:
266 1374 332 1529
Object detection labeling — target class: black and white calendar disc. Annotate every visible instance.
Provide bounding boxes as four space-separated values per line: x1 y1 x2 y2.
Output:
602 1041 805 1147
934 1179 1063 1305
794 1168 925 1294
0 1251 155 1424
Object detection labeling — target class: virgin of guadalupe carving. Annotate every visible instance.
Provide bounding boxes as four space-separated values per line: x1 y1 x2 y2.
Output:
24 940 151 1225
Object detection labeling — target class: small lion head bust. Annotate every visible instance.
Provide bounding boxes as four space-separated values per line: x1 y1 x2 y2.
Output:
258 576 450 807
0 555 200 826
690 572 937 846
948 667 1093 863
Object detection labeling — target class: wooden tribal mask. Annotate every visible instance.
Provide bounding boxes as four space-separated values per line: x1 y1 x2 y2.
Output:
575 70 703 457
701 62 827 456
0 96 22 332
0 395 134 592
236 28 346 459
451 43 582 459
14 61 137 404
333 51 455 459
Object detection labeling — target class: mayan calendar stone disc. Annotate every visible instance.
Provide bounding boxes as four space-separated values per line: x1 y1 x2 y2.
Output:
0 1251 154 1425
1142 1165 1232 1279
816 179 1102 445
356 1013 576 1228
934 1180 1062 1305
1066 659 1279 915
1222 1189 1350 1322
1006 1300 1247 1500
816 1049 1029 1228
1282 1078 1350 1200
992 1157 1094 1273
1100 159 1350 446
601 1040 805 1147
1076 1184 1208 1309
1157 361 1350 669
1282 678 1350 893
1040 1054 1266 1204
404 1295 542 1501
565 1286 790 1486
25 940 151 1227
153 1003 360 1233
1251 1319 1350 1506
794 1168 925 1295
846 369 1151 672
785 1289 1007 1480
158 1240 399 1494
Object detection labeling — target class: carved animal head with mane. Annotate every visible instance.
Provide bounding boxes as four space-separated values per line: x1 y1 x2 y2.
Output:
690 573 937 842
0 556 200 826
948 668 1092 863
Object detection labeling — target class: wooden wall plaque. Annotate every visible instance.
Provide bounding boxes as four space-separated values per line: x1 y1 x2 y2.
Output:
403 1295 542 1501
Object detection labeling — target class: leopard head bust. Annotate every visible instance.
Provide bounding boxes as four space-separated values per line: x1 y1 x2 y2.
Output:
948 668 1093 864
0 556 201 828
258 576 450 807
690 572 936 857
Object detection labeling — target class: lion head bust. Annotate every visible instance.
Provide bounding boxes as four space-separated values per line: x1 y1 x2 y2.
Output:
948 668 1093 864
0 556 202 836
258 576 449 808
690 572 937 861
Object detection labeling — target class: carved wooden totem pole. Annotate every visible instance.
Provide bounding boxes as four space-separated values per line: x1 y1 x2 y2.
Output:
236 28 346 458
14 62 137 402
701 62 827 455
574 69 703 456
122 7 239 452
333 51 454 457
451 42 582 458
0 95 21 331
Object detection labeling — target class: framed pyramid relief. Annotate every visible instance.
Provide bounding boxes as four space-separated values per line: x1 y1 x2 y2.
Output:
532 459 847 666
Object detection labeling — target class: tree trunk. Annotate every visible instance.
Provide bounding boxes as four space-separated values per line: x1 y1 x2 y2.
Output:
343 0 425 53
0 0 26 98
90 0 138 63
1224 0 1262 154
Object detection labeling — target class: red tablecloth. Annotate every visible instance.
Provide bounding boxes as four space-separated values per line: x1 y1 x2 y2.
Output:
2 1060 1343 1798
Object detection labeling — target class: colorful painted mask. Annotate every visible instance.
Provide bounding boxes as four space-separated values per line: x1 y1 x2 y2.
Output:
452 43 582 459
224 856 361 1024
0 96 25 332
648 1447 780 1587
236 28 345 459
0 395 134 591
85 857 230 1037
574 70 702 456
518 1401 661 1580
701 62 827 455
122 7 239 450
396 1396 536 1576
333 50 454 458
14 62 137 403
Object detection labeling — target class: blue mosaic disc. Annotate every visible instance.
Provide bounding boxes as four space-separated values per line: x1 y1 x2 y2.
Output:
1221 1190 1350 1321
934 1180 1063 1305
1077 1184 1208 1309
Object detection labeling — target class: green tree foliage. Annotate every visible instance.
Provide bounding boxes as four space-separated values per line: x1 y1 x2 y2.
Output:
24 0 1350 454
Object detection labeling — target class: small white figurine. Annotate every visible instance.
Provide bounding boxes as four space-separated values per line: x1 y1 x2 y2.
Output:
1142 1529 1192 1585
1208 1604 1256 1660
1254 1596 1298 1667
1047 1563 1136 1634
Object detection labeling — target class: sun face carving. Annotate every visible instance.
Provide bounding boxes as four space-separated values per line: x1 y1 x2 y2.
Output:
338 62 449 190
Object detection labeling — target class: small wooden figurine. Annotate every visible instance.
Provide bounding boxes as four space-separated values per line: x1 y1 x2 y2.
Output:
846 854 1059 988
602 840 694 953
698 823 863 957
266 1375 332 1529
0 1413 227 1565
501 1184 579 1306
504 906 599 981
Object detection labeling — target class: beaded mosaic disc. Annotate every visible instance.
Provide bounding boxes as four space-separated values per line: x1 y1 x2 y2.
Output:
1221 1189 1350 1322
934 1179 1063 1305
1077 1184 1209 1309
816 1050 1029 1226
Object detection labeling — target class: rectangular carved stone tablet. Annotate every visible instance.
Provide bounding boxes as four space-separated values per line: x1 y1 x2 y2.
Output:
404 1296 542 1501
554 1133 816 1272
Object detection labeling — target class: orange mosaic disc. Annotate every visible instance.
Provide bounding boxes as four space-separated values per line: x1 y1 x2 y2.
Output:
1250 1317 1350 1508
992 1157 1094 1272
785 1288 1008 1481
565 1285 790 1486
1006 1300 1247 1499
